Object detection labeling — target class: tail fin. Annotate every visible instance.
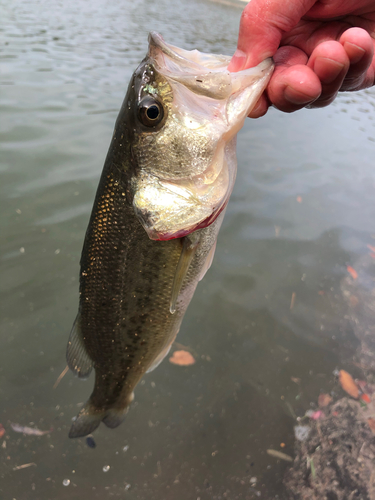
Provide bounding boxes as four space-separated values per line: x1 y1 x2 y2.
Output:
68 398 133 438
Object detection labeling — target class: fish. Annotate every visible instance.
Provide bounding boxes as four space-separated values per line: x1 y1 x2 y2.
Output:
66 32 274 438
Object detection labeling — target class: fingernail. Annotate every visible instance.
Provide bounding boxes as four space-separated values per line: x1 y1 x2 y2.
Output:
314 57 345 84
284 86 315 106
228 49 246 72
343 42 366 64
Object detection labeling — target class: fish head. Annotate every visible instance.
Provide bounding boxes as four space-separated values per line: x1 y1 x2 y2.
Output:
126 32 274 240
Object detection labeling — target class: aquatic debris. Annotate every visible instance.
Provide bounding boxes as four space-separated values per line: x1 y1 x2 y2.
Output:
290 377 301 384
360 394 371 404
294 425 310 442
318 394 332 408
62 479 70 486
367 418 375 434
0 424 5 438
346 266 358 280
267 449 293 462
310 457 316 480
306 410 324 420
290 292 296 310
311 410 324 420
86 436 96 448
11 423 51 436
103 465 110 472
169 350 195 366
53 365 69 389
338 369 359 399
13 462 36 471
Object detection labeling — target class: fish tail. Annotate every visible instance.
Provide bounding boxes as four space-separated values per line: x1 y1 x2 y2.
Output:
102 407 129 429
68 394 134 438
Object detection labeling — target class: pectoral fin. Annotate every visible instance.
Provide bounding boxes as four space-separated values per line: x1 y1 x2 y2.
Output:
66 312 93 379
170 233 200 314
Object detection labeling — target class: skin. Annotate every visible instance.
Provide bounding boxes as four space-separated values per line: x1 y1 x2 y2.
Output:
228 0 375 117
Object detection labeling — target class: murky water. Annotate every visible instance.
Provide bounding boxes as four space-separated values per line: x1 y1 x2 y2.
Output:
1 0 375 498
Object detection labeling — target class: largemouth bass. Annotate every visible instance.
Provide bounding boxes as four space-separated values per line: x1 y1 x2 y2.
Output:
67 33 273 438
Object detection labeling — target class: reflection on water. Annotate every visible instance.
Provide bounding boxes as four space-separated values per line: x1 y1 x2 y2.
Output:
1 0 375 498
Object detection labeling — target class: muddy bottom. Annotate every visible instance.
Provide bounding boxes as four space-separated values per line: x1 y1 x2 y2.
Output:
285 254 375 500
285 397 375 500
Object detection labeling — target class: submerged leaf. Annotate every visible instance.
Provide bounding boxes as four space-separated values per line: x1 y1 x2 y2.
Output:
169 350 195 366
360 394 371 404
346 266 358 280
339 370 359 399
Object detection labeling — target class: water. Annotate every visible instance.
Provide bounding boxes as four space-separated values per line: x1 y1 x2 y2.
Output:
1 0 375 498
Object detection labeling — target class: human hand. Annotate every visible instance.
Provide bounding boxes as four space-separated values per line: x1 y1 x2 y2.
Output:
228 0 375 117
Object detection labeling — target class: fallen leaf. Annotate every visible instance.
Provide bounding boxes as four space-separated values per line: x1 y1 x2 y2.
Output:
267 449 293 462
296 196 302 203
360 394 371 404
169 350 195 366
318 393 332 407
368 418 375 434
0 424 5 439
346 266 358 280
339 370 359 399
11 423 51 436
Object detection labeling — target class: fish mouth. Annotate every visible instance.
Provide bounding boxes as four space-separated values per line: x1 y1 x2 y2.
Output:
133 33 274 241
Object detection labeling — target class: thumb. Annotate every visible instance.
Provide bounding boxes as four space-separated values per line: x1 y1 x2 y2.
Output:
228 0 317 71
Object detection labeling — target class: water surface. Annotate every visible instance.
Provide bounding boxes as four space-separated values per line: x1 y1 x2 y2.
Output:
1 0 375 498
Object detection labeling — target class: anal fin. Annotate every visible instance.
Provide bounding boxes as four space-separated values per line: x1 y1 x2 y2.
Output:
66 311 93 379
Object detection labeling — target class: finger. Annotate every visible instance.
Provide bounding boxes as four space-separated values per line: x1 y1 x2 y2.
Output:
228 0 317 71
267 46 321 113
305 0 375 18
306 40 350 107
248 94 269 118
339 27 375 90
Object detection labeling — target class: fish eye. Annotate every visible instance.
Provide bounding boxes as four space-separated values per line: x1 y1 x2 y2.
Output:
138 96 165 127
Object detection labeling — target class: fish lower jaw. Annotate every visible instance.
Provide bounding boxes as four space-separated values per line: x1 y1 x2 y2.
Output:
139 202 228 241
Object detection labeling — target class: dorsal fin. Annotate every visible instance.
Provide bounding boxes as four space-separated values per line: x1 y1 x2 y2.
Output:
170 233 200 314
66 311 93 379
